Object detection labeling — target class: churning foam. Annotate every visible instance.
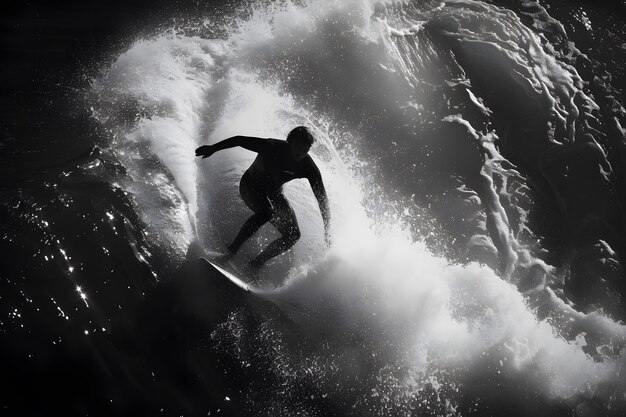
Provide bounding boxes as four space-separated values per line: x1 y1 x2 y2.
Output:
213 213 626 413
269 229 626 398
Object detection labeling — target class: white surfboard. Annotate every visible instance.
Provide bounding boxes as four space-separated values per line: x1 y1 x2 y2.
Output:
200 256 253 292
199 256 309 323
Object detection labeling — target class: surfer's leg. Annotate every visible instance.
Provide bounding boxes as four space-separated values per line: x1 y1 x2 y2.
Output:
227 212 271 254
228 175 272 253
251 193 300 266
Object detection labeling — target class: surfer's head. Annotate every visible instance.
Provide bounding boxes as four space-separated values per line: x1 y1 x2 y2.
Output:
287 126 314 161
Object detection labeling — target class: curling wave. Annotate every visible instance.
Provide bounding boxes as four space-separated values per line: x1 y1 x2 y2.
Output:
88 0 626 415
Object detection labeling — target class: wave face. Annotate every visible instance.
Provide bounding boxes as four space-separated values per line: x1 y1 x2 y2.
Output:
3 0 625 416
87 0 626 414
88 0 626 414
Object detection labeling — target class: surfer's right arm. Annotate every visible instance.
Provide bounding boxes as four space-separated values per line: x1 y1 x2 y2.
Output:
195 136 272 158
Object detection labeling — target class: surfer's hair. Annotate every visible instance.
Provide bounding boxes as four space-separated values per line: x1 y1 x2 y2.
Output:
287 126 315 146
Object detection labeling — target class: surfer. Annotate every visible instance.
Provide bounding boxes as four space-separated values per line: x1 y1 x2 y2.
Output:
195 126 331 267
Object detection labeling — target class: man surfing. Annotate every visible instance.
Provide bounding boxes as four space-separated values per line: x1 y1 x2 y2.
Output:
196 126 331 267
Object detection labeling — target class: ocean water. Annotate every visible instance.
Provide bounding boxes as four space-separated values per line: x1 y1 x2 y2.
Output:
2 0 626 416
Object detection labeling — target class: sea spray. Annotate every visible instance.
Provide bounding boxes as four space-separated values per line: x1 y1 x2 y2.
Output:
90 33 226 253
214 224 626 414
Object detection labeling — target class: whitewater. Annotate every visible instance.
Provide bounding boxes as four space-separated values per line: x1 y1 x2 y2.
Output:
84 0 626 415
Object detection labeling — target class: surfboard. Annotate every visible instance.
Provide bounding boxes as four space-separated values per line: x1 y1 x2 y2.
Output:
199 256 256 293
199 256 310 324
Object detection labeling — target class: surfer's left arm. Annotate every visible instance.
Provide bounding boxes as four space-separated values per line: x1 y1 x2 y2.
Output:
307 162 331 246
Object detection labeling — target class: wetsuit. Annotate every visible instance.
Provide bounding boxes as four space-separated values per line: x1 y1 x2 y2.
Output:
224 138 329 265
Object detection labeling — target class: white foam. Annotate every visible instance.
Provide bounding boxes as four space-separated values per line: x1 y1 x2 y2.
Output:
91 33 226 251
268 223 625 399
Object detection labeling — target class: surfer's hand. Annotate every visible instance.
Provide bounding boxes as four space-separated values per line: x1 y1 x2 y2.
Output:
324 230 331 247
195 145 215 158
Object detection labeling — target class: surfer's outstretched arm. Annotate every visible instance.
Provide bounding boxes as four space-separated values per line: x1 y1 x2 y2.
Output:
307 164 331 246
195 136 271 158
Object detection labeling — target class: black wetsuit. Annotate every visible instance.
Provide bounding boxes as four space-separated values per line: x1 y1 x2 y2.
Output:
228 139 328 264
240 139 322 228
